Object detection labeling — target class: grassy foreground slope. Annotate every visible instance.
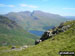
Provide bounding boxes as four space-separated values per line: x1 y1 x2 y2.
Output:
0 20 75 56
0 16 39 46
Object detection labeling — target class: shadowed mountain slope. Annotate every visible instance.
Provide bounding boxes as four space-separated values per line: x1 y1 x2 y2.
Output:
0 15 39 46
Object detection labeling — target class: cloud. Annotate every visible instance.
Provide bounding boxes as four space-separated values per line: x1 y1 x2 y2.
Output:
20 4 38 8
7 5 15 7
63 8 75 10
0 3 38 8
39 0 48 2
0 4 15 7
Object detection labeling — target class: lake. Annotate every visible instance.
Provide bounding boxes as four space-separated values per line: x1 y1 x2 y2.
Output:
28 26 55 36
28 30 44 36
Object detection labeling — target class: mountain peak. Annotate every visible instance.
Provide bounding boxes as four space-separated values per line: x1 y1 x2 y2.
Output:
19 11 31 13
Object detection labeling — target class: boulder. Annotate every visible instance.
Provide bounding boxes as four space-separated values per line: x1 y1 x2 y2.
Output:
62 26 68 31
35 40 42 45
52 30 59 35
22 45 28 48
11 46 16 49
58 23 64 28
40 31 52 41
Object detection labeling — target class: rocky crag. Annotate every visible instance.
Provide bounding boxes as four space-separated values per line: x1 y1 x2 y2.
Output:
35 21 73 45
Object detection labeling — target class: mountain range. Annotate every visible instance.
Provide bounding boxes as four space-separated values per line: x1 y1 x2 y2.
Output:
1 10 75 46
5 10 67 31
0 11 69 46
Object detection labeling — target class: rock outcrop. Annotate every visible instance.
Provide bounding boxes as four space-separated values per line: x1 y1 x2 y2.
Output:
35 22 71 45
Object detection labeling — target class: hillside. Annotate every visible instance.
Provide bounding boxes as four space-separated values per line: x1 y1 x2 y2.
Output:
0 16 39 46
5 11 66 31
0 20 75 56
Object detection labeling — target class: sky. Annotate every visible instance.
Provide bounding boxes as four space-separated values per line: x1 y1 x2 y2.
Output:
0 0 75 16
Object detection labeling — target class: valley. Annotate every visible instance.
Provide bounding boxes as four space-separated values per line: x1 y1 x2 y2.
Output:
0 15 39 46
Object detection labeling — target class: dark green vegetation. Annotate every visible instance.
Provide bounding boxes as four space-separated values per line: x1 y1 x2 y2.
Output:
5 10 66 31
0 20 75 56
0 16 39 46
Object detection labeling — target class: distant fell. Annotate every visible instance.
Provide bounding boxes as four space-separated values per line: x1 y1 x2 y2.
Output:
5 10 67 31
